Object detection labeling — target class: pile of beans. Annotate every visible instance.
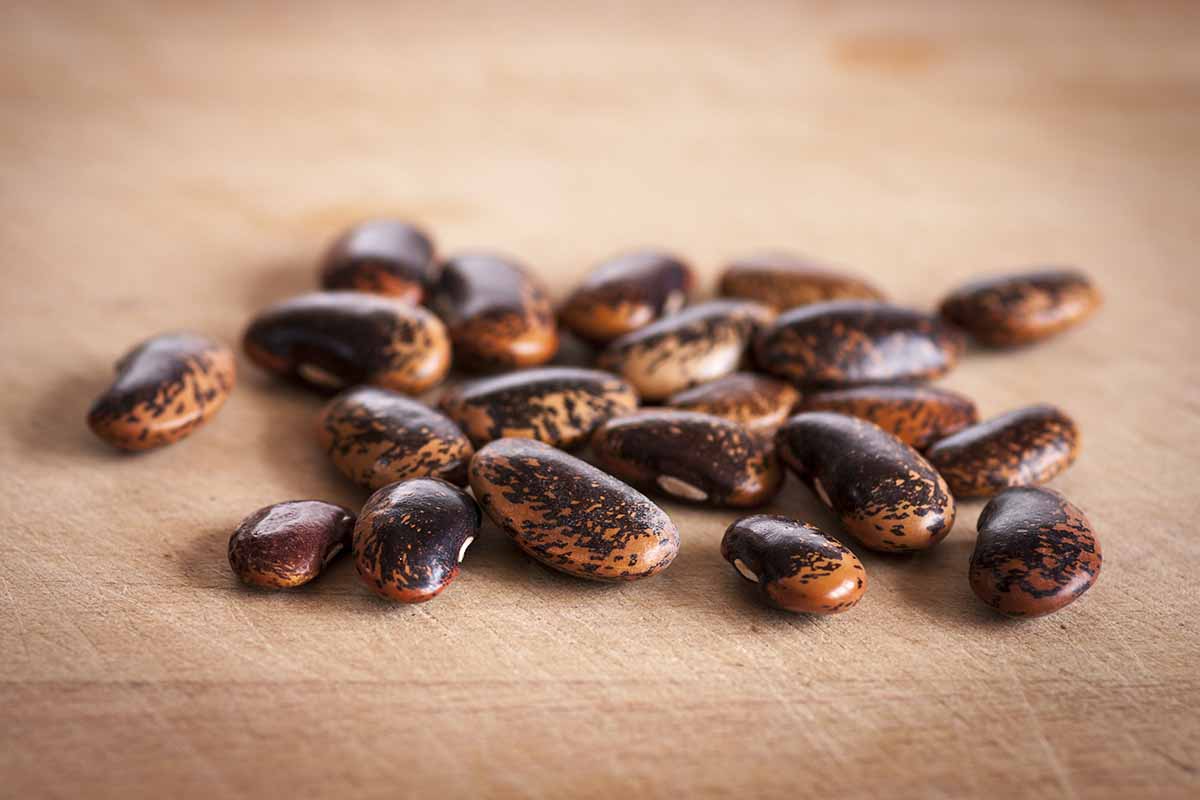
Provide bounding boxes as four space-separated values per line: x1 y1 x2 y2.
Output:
87 219 1104 619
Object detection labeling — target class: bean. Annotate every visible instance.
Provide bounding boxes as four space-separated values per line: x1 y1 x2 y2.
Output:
721 514 867 614
228 500 355 589
970 487 1101 617
353 478 481 603
799 385 977 451
318 386 473 489
87 332 236 451
776 411 956 551
559 249 694 344
596 299 774 401
940 268 1101 347
590 410 782 507
438 366 638 449
719 252 885 309
926 404 1079 498
666 372 799 437
318 219 436 302
754 300 965 388
469 438 679 581
243 291 450 394
432 252 558 371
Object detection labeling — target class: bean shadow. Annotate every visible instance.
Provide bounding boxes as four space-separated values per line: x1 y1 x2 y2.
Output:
722 575 828 628
16 369 143 462
176 521 239 591
882 532 1008 627
549 330 599 369
243 372 368 510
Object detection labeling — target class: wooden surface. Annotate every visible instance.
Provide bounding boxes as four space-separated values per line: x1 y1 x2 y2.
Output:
2 2 1199 797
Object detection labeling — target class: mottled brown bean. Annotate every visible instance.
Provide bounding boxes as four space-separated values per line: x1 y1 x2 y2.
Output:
926 404 1079 498
940 268 1101 347
87 332 236 451
754 301 965 388
318 219 437 302
438 367 638 449
559 250 694 344
353 478 481 603
719 252 885 309
591 410 782 508
432 252 558 371
596 299 774 401
970 487 1101 617
228 500 356 589
469 438 679 581
776 412 956 552
243 291 450 394
722 515 867 614
799 385 978 451
318 386 473 489
666 372 800 437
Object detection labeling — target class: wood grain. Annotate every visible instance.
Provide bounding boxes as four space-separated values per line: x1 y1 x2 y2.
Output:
2 1 1198 797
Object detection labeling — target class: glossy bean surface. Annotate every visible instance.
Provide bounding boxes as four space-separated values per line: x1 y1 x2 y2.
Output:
87 332 236 451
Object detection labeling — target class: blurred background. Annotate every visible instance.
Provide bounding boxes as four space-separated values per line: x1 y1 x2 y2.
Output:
2 2 1198 798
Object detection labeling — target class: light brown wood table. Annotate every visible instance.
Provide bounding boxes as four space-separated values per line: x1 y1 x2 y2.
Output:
2 2 1197 797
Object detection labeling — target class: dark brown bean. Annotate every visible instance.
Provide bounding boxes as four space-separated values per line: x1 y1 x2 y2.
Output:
318 387 473 489
87 332 236 451
559 250 694 344
318 219 437 302
590 410 782 507
469 438 679 581
940 269 1101 347
353 478 481 603
721 515 867 614
438 367 638 449
228 500 356 589
243 291 450 393
776 412 956 552
719 252 885 309
432 252 558 371
666 372 800 437
754 301 965 388
926 404 1079 498
799 385 978 451
970 487 1101 617
596 299 775 401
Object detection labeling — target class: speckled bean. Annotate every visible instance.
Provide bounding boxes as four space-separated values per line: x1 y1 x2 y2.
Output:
719 252 885 309
926 404 1079 498
243 291 450 393
318 386 473 489
87 332 236 451
666 372 800 437
438 367 638 449
754 301 965 388
596 299 774 401
353 478 481 603
559 250 694 344
970 487 1101 617
722 514 867 614
469 438 679 581
590 410 783 507
940 269 1101 347
776 411 956 551
318 219 437 302
799 385 978 451
432 252 558 371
